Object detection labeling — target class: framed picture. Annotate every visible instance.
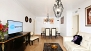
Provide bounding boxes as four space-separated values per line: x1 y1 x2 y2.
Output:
25 16 28 22
61 16 64 24
43 18 54 24
29 18 32 23
50 18 54 24
85 5 91 26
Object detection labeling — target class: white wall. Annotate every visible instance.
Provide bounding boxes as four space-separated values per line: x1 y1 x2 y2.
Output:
35 17 60 35
61 0 91 36
60 9 73 36
66 10 73 36
0 0 35 32
72 0 91 34
60 9 67 36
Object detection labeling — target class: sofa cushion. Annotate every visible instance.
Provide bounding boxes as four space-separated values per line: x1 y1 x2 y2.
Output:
72 35 78 42
79 32 91 41
72 35 82 45
64 42 88 51
68 45 88 51
81 40 90 50
64 42 74 50
64 41 79 50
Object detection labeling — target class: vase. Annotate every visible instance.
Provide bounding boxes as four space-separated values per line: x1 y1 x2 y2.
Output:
1 35 4 40
0 33 4 40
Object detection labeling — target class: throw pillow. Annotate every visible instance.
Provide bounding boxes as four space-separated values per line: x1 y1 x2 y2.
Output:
72 35 78 42
72 35 82 45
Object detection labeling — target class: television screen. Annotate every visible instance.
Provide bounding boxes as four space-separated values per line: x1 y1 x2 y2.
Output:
8 20 23 34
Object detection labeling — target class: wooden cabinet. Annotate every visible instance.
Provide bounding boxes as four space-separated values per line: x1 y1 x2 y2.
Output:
0 32 30 51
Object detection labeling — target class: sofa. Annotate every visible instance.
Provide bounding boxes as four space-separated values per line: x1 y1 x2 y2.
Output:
63 32 91 51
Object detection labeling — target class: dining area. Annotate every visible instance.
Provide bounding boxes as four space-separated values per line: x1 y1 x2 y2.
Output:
41 28 60 38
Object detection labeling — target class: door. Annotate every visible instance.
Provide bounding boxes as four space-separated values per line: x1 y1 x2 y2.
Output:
72 15 79 36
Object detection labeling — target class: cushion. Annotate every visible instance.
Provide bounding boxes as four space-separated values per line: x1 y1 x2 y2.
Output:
72 35 78 42
30 36 39 41
81 40 90 49
72 35 82 45
64 42 88 51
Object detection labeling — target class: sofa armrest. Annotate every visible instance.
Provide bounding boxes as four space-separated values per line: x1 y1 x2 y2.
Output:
63 36 73 42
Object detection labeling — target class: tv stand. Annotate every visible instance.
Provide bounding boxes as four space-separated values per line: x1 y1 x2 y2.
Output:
0 32 30 51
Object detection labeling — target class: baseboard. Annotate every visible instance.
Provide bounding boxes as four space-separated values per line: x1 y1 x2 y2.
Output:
34 34 41 36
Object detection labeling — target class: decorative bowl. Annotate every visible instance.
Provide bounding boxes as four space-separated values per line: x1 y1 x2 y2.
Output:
51 44 58 49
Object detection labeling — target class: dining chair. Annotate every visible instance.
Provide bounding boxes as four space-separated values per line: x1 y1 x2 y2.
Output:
41 28 45 37
45 28 50 38
51 28 57 38
41 28 45 33
56 28 58 32
56 28 60 36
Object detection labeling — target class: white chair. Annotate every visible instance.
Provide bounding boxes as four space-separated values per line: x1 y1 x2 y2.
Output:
41 28 45 33
30 32 39 45
30 32 34 36
51 28 57 38
41 28 45 37
56 28 60 36
45 28 50 38
56 28 58 31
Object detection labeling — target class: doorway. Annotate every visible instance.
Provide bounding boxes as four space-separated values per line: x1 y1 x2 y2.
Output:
72 15 79 36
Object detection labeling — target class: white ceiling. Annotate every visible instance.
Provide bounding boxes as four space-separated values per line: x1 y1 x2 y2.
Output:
16 0 86 17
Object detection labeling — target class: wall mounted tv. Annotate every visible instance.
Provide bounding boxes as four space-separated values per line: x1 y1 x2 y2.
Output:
7 20 23 34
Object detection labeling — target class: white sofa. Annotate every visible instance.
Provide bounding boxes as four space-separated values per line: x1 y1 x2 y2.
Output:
63 32 91 51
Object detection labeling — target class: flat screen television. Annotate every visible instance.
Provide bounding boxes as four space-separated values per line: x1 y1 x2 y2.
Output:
7 20 23 35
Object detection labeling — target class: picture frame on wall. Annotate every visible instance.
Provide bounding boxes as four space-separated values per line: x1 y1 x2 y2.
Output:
61 16 64 24
25 16 28 22
29 18 32 23
85 5 91 26
50 18 54 24
43 18 54 24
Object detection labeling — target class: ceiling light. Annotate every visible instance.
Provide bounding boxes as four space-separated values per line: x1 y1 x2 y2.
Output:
53 0 64 18
46 13 50 22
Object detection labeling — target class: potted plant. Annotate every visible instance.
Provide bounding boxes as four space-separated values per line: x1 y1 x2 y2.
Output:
0 20 8 40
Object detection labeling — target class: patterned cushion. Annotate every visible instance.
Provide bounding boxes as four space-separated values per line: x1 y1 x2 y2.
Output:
72 35 78 42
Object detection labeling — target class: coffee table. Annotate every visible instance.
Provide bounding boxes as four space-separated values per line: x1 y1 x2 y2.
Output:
43 43 63 51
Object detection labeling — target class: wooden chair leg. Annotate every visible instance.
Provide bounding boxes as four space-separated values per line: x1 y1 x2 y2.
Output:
29 41 31 46
38 38 39 42
55 36 57 38
55 36 56 38
41 33 42 36
31 41 33 45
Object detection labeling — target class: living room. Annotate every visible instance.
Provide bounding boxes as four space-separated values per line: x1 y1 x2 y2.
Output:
0 0 91 51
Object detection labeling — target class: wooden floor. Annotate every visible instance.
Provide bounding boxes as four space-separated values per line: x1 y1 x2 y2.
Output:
25 36 67 51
